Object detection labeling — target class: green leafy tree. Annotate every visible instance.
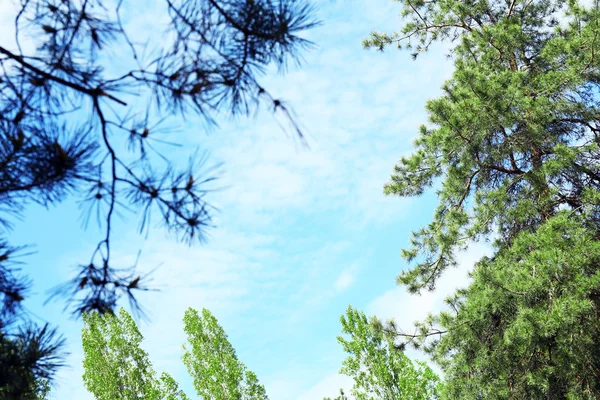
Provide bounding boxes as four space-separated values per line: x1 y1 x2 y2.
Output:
182 308 268 400
324 389 349 400
325 306 442 400
82 307 267 399
368 0 600 397
81 308 188 400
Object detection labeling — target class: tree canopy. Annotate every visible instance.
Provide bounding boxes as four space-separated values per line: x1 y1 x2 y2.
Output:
0 326 56 399
82 307 268 399
371 0 600 292
434 214 599 398
82 308 189 400
182 308 268 400
371 0 600 397
325 306 441 400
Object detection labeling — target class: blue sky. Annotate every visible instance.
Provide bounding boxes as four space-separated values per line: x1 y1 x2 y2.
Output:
1 0 493 398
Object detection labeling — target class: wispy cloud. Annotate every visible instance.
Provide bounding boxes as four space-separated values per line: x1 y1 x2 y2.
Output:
367 242 492 336
334 265 358 292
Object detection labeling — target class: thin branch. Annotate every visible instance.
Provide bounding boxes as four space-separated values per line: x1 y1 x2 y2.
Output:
0 45 127 106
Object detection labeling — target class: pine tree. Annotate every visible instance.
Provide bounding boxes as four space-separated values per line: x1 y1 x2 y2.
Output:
0 325 60 399
0 0 317 391
371 0 600 397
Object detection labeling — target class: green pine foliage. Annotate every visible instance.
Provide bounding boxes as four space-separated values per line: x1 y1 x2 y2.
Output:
371 0 600 397
390 213 600 398
0 326 62 399
372 0 600 292
432 214 600 398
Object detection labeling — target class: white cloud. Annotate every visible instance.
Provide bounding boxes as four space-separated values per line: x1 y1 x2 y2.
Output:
334 266 357 292
367 242 492 326
0 0 65 55
0 1 21 51
367 242 492 367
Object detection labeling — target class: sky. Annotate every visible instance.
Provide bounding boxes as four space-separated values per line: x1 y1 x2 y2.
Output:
1 0 492 398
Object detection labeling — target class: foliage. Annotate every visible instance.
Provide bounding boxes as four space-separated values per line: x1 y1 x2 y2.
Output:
0 324 63 399
371 0 600 292
432 214 600 398
0 0 317 392
182 308 268 400
82 307 267 399
325 306 441 400
81 308 188 400
0 239 65 398
372 0 600 397
324 389 349 400
383 214 600 398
